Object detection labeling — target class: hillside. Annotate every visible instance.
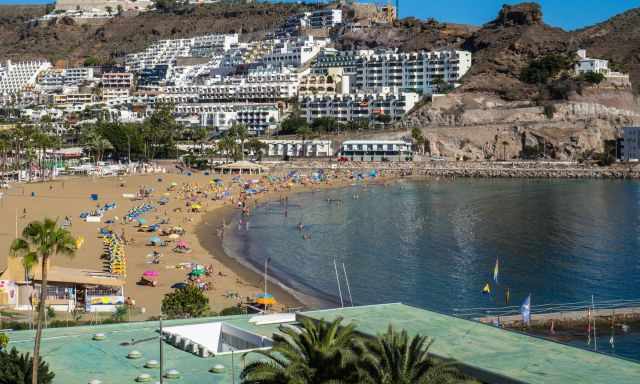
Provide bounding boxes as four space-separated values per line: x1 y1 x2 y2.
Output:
573 8 640 94
0 2 310 65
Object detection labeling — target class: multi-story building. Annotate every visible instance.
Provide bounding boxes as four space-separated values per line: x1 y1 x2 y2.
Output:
622 127 640 161
575 49 631 87
284 9 343 33
102 88 130 102
102 72 133 88
165 67 300 102
0 60 52 95
125 34 238 72
299 67 350 96
298 91 420 123
172 103 280 135
355 50 472 94
261 36 329 68
52 93 96 106
39 67 95 91
340 140 413 161
262 139 333 158
138 65 170 86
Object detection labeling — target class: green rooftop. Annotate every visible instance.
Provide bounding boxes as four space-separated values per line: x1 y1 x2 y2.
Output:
6 303 640 384
301 303 640 384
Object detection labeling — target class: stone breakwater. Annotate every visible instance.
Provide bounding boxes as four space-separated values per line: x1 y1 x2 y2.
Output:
276 160 640 179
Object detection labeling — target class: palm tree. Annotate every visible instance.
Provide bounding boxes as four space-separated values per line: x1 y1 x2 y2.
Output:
0 347 55 384
218 135 237 163
247 138 267 160
241 317 358 383
353 326 471 384
10 219 76 384
229 124 249 160
296 125 313 157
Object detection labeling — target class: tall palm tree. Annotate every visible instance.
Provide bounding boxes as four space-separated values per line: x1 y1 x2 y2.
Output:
229 123 248 160
296 125 313 158
241 317 358 383
10 218 76 384
353 326 471 384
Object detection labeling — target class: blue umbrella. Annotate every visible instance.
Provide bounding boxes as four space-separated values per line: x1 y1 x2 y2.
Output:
149 236 162 244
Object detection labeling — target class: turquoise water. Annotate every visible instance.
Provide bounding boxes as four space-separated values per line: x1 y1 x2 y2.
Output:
223 178 640 360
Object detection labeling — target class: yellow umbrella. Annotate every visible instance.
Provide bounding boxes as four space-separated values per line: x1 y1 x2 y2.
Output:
75 236 85 249
191 203 202 210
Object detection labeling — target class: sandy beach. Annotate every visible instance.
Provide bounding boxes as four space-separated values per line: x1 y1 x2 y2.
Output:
0 163 384 318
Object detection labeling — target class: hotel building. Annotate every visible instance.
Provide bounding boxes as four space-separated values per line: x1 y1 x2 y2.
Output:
340 140 413 161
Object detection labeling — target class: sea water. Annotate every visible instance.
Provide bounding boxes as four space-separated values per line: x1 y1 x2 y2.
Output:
223 178 640 360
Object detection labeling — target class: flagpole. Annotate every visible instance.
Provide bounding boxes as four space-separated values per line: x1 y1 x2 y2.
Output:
592 295 597 352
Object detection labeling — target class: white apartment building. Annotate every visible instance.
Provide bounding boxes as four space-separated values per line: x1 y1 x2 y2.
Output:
299 67 350 96
340 140 413 161
575 49 631 87
299 91 420 123
262 139 333 158
355 50 472 94
172 104 280 135
261 36 329 68
284 9 343 32
39 67 95 91
165 68 299 102
102 88 130 102
102 72 133 88
125 34 238 72
0 60 52 95
622 127 640 161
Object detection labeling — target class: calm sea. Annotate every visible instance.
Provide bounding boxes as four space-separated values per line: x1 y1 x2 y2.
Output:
223 178 640 360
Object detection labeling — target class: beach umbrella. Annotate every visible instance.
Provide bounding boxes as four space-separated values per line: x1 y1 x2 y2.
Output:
191 203 202 210
171 282 188 289
137 218 147 225
149 236 162 245
189 269 205 277
176 240 189 248
256 294 277 305
168 233 180 240
143 270 159 277
256 293 274 299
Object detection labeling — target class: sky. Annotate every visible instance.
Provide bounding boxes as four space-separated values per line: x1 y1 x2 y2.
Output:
0 0 638 31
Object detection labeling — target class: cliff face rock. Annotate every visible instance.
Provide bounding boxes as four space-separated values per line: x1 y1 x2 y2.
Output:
489 3 543 27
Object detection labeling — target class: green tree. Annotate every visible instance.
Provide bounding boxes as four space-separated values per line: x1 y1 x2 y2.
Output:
311 116 339 133
161 285 209 319
217 134 237 162
105 6 113 15
0 348 54 384
520 54 574 85
112 305 129 322
10 219 76 384
228 123 249 160
296 124 313 157
353 326 470 384
80 125 113 162
83 57 100 67
411 127 425 155
116 4 124 15
580 71 606 85
241 317 358 383
247 138 267 160
280 113 309 135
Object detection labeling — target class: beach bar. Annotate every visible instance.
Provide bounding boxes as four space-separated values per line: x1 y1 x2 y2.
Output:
0 257 125 313
214 161 269 175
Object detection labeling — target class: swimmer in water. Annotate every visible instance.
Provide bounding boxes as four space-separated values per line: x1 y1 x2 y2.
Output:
303 233 311 240
297 222 304 231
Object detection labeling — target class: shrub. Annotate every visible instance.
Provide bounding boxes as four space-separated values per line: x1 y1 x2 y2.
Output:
219 306 245 316
543 103 556 119
161 285 209 319
581 71 606 85
0 333 8 351
520 54 574 84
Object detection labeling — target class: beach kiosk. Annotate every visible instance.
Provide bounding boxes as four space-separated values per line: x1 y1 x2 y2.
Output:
0 257 125 313
214 161 269 175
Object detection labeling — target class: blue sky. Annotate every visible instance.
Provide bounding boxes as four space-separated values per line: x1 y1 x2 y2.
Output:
0 0 637 30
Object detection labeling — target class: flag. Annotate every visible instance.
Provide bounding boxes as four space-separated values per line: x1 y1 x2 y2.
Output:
493 258 499 284
520 294 531 325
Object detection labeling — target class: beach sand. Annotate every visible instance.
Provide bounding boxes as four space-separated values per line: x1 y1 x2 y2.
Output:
0 165 378 319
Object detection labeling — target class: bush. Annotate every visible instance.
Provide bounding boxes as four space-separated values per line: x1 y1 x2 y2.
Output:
543 103 556 119
161 285 209 319
0 333 8 351
580 71 606 85
0 347 55 384
520 54 574 84
219 306 245 316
